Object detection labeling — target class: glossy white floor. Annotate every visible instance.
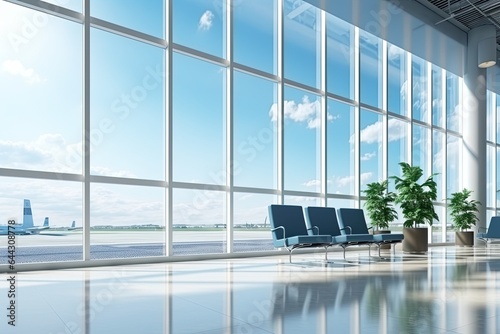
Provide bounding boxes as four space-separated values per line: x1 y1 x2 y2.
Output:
3 246 500 334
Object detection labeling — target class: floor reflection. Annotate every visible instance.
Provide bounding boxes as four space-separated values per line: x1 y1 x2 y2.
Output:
3 247 500 333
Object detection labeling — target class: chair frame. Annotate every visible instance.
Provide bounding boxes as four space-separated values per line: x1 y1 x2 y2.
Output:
477 217 500 246
305 206 375 261
269 205 332 263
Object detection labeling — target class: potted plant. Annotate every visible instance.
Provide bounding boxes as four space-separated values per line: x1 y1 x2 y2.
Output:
448 188 480 247
391 162 439 253
363 180 398 249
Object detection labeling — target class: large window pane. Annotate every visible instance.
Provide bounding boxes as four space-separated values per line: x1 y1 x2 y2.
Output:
360 31 382 109
327 99 355 195
412 56 428 123
496 93 500 144
446 72 461 132
487 90 495 142
284 0 320 88
387 44 407 116
433 205 447 243
413 124 430 178
327 14 354 99
388 117 409 182
233 0 277 74
173 0 226 58
487 145 495 207
172 188 225 255
432 66 444 128
233 192 275 253
433 130 446 204
446 134 461 198
284 86 321 192
0 3 82 174
360 109 383 190
91 0 165 38
90 184 165 259
234 71 277 189
172 53 225 184
0 177 82 264
90 29 165 180
497 148 500 207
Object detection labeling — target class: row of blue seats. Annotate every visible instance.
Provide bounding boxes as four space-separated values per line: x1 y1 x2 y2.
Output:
268 205 404 263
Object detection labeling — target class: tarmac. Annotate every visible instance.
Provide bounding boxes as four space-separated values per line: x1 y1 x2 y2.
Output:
0 230 275 263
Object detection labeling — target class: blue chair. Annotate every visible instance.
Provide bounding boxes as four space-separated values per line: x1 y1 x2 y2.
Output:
268 205 332 263
304 206 374 260
477 216 500 246
337 208 404 257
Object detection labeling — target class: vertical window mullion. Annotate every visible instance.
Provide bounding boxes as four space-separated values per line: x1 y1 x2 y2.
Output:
277 0 284 204
83 0 90 261
165 0 173 256
382 40 388 181
354 26 360 206
226 0 233 253
321 10 327 206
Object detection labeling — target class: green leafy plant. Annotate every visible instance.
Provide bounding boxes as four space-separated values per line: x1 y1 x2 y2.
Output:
448 188 480 231
391 162 439 228
363 180 398 231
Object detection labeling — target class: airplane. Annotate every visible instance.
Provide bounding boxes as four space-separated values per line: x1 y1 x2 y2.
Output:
44 219 81 231
0 199 50 235
69 220 79 230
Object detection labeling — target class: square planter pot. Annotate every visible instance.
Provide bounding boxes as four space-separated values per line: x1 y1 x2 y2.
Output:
402 227 428 254
455 231 474 247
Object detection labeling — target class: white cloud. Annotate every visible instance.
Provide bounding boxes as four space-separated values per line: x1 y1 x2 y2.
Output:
284 96 318 122
387 118 408 142
269 95 323 129
353 118 408 144
198 10 214 30
360 172 373 184
359 121 382 144
173 196 224 225
87 185 164 226
336 175 354 188
302 179 320 187
0 134 134 177
361 151 376 161
2 59 43 84
334 173 372 188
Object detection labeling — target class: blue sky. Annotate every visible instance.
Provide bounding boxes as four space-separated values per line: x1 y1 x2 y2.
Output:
0 0 463 230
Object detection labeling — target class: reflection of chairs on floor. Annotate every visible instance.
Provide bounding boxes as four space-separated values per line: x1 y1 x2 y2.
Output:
305 206 374 260
477 216 500 246
271 275 369 320
268 204 332 263
337 208 404 257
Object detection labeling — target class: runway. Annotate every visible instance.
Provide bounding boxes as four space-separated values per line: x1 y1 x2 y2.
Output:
0 230 275 263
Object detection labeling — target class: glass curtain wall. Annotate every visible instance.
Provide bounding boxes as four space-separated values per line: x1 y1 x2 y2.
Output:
0 0 464 265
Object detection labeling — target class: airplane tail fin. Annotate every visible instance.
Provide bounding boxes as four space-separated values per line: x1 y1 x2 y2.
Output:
23 199 34 228
43 217 49 227
71 221 75 228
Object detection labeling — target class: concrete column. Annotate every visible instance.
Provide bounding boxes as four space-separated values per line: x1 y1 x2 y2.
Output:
463 26 491 233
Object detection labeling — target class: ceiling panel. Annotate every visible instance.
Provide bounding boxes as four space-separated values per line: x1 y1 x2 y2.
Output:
416 0 500 49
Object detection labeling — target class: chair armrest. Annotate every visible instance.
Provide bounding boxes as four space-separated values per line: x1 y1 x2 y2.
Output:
341 226 352 234
271 225 286 238
307 226 319 235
